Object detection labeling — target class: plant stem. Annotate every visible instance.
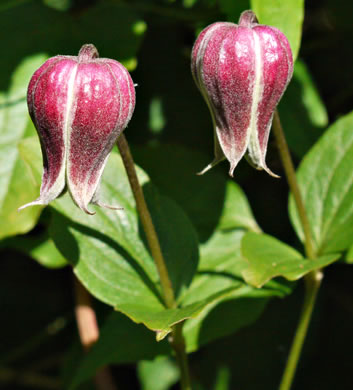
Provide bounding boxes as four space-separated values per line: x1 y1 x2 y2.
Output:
272 110 315 260
171 323 192 390
73 277 117 390
117 134 175 309
272 110 322 390
73 277 100 351
278 271 323 390
117 134 191 389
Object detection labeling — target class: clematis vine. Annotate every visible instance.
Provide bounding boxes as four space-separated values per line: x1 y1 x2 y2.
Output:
19 44 135 214
191 10 293 177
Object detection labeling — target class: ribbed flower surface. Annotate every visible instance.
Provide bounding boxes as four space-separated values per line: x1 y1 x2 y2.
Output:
191 10 293 176
19 44 135 214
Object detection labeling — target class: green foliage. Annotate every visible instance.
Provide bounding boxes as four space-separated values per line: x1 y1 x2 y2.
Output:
47 152 203 336
1 1 353 389
240 233 340 287
279 59 328 158
138 356 179 390
0 0 144 80
289 111 353 255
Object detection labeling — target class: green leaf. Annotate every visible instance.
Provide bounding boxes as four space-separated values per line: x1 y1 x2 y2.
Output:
133 144 228 242
66 174 286 387
292 61 328 128
240 232 340 288
18 135 203 337
138 356 179 390
214 366 231 390
134 144 260 240
250 0 304 61
279 59 329 158
182 229 290 352
46 150 206 336
218 181 261 232
0 54 47 240
289 111 353 255
42 0 72 12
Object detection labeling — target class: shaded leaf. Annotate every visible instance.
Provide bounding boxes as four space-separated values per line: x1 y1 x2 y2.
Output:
279 59 328 158
289 111 353 255
2 231 67 268
0 54 47 239
218 182 261 232
219 0 250 21
250 0 304 61
0 0 145 84
19 135 202 337
133 144 228 242
240 232 340 287
138 356 179 390
42 0 72 12
47 151 203 336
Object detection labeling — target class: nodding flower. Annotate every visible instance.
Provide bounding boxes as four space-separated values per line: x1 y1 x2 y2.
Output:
19 44 135 215
191 10 293 177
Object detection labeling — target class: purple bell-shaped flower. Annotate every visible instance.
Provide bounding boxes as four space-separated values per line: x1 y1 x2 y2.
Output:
19 44 135 214
191 10 293 176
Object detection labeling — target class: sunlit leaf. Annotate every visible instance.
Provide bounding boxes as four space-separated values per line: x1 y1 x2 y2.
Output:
240 232 340 287
289 111 353 255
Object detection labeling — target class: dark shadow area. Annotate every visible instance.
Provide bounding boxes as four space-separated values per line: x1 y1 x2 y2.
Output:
139 182 200 299
0 1 144 91
133 144 228 244
278 73 326 160
197 297 270 352
197 270 244 284
191 263 353 390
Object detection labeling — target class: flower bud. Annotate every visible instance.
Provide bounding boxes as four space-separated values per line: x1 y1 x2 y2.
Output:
191 10 293 176
19 44 135 214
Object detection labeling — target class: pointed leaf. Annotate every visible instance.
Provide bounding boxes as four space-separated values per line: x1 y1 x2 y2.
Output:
18 135 202 336
47 151 203 335
218 181 261 232
289 111 353 255
240 232 340 288
182 229 290 352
